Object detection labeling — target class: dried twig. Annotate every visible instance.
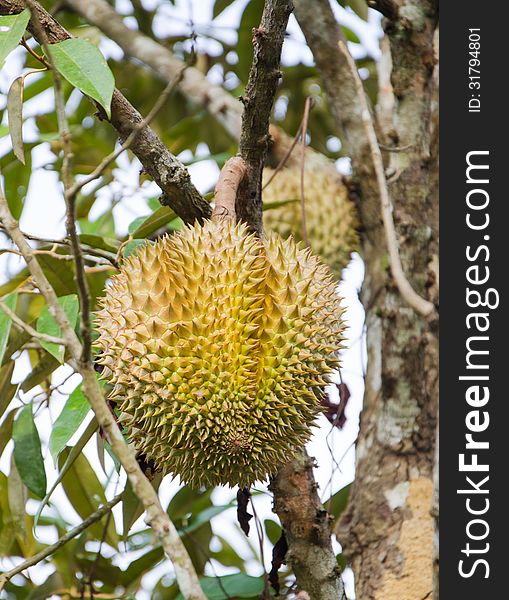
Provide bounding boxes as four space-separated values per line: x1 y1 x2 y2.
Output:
299 97 312 248
336 41 435 317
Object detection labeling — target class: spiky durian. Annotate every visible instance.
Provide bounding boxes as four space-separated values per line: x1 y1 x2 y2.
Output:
95 219 345 488
263 151 359 278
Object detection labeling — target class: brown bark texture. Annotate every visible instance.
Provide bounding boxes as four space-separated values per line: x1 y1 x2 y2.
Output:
293 0 439 598
338 3 439 600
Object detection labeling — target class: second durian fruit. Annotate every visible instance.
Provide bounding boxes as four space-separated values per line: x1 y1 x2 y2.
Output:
95 219 345 488
263 150 358 278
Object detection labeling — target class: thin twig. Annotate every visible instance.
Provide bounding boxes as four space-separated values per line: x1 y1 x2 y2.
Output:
0 298 65 346
262 123 303 190
24 0 94 363
0 493 123 591
337 41 435 318
66 67 186 200
299 97 312 248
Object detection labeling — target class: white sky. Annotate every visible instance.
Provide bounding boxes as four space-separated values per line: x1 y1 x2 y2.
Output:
0 1 382 597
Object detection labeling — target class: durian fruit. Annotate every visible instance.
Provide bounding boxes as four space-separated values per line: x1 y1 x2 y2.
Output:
263 150 359 278
95 219 345 488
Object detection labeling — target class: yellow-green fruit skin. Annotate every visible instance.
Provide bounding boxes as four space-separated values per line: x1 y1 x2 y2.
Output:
95 219 345 488
263 154 358 278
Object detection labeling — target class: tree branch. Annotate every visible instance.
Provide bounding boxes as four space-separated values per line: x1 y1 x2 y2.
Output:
269 451 344 600
0 191 206 600
293 0 436 318
0 493 123 592
235 0 292 234
0 0 210 225
0 298 64 346
63 0 243 140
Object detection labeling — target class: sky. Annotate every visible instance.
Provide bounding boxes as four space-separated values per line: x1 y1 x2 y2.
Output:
0 1 383 597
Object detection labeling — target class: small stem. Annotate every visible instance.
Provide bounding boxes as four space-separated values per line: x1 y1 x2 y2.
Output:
212 157 247 222
337 40 435 318
299 97 312 248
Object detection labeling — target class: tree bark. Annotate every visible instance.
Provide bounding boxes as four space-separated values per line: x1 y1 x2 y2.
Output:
294 0 439 598
269 451 344 600
338 5 439 600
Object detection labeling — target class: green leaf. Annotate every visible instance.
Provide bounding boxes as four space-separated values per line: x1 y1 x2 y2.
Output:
0 293 17 365
347 0 369 20
130 206 177 239
79 233 119 254
262 198 298 211
0 408 18 459
328 483 351 520
8 455 33 556
237 0 264 84
342 25 361 44
7 76 25 164
58 448 118 548
0 472 16 556
181 504 233 535
34 417 98 528
122 473 163 541
128 215 148 235
49 384 91 464
119 546 164 587
0 150 32 220
176 574 264 600
264 519 282 545
49 38 114 118
0 361 16 419
0 9 30 68
122 239 150 258
13 402 47 499
36 294 79 363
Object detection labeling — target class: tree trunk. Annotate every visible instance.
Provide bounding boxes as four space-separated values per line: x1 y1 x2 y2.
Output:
336 3 439 599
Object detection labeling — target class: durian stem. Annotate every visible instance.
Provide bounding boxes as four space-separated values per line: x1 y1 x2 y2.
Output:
212 156 247 222
0 192 207 600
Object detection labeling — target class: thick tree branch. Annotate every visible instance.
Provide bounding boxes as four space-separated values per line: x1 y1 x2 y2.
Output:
63 0 243 141
0 0 210 225
293 0 435 318
0 191 206 600
0 493 123 591
235 0 292 234
269 451 344 600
